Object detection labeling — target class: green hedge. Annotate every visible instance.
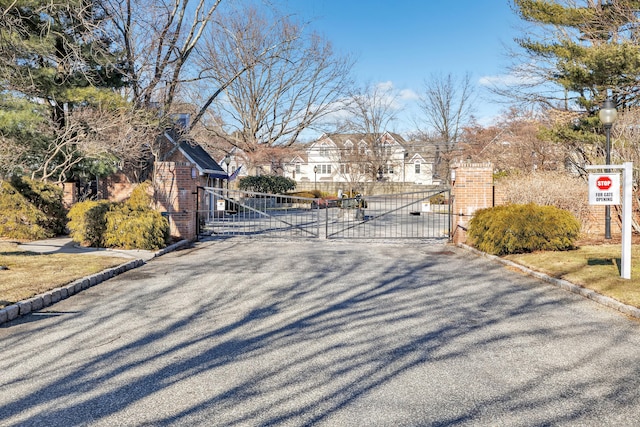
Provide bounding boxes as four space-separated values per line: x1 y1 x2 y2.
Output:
0 176 67 240
238 175 296 194
67 200 112 247
467 203 581 255
67 182 169 250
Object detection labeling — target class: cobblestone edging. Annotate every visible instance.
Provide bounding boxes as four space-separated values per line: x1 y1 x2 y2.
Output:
459 243 640 320
0 239 191 326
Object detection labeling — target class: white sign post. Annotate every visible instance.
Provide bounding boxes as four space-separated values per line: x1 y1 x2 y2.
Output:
587 162 633 279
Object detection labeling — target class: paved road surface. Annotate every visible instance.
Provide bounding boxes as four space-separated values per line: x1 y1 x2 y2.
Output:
1 239 640 426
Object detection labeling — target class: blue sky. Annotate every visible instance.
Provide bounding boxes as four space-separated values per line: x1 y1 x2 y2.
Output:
273 1 522 133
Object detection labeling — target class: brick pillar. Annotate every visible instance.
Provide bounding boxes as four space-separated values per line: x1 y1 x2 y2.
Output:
451 162 494 244
60 182 77 209
154 161 198 240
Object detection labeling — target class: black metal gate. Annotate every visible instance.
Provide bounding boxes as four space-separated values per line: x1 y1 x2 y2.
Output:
198 188 450 240
199 188 321 238
324 190 451 240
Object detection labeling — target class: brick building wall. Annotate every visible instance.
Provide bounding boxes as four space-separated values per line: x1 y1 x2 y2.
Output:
100 172 135 202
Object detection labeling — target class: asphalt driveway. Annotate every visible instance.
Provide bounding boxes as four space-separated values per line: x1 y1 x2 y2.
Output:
1 238 640 426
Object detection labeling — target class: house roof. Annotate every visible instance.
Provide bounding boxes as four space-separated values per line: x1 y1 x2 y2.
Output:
163 131 228 179
179 141 228 178
313 132 408 150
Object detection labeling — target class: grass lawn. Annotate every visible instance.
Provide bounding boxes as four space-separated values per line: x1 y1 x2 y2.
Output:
0 241 128 309
505 244 640 309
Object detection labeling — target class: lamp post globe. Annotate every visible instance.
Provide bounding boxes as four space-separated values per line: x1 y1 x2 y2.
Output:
313 165 318 191
599 99 618 239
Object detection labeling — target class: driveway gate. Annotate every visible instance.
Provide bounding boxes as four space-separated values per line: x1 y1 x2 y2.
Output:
199 188 451 240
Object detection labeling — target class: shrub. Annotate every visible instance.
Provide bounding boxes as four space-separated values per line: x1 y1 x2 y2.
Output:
67 200 113 247
0 176 67 240
9 176 67 235
102 182 169 250
239 175 296 194
429 193 446 204
67 182 169 250
103 207 169 250
468 203 581 256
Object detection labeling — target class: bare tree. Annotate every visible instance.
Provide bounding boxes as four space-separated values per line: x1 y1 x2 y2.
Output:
100 0 223 112
30 105 159 183
416 72 476 180
460 107 570 174
193 5 353 153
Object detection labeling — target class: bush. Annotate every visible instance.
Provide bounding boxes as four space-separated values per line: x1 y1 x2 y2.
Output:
429 193 446 204
67 182 169 250
102 183 169 250
9 176 67 235
468 203 581 256
67 200 113 247
239 175 296 194
103 207 169 250
0 176 67 240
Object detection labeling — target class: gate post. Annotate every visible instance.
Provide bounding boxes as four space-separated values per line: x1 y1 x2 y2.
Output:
451 162 494 245
154 161 198 240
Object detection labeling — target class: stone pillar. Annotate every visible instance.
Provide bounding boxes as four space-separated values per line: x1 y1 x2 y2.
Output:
154 162 198 240
451 162 494 245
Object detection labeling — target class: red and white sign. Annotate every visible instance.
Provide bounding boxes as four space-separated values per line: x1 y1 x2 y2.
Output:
596 176 612 190
589 173 620 205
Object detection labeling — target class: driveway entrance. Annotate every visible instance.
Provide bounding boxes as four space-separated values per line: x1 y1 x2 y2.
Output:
2 240 640 426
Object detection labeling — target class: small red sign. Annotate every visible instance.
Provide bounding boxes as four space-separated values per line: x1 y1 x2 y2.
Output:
596 176 612 190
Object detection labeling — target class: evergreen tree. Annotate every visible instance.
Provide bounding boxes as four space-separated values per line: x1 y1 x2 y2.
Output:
503 1 640 170
0 0 130 182
513 0 640 111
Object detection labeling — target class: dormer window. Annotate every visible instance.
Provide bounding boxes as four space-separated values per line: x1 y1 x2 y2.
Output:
344 141 354 154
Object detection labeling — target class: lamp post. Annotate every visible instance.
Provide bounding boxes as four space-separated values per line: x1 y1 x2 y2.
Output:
224 153 231 190
313 165 318 191
599 99 618 240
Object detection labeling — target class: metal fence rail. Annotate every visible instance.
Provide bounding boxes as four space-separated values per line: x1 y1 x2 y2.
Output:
325 190 451 240
199 188 321 238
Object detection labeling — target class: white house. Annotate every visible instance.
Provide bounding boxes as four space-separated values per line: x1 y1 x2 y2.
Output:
220 132 438 186
297 132 436 185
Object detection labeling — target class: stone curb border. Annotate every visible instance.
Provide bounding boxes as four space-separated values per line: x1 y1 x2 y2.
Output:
458 243 640 319
0 239 192 326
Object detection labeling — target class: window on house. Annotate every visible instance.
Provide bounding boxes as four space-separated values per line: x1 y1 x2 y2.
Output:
320 146 328 156
320 164 332 174
344 141 353 154
415 163 421 174
295 163 301 174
